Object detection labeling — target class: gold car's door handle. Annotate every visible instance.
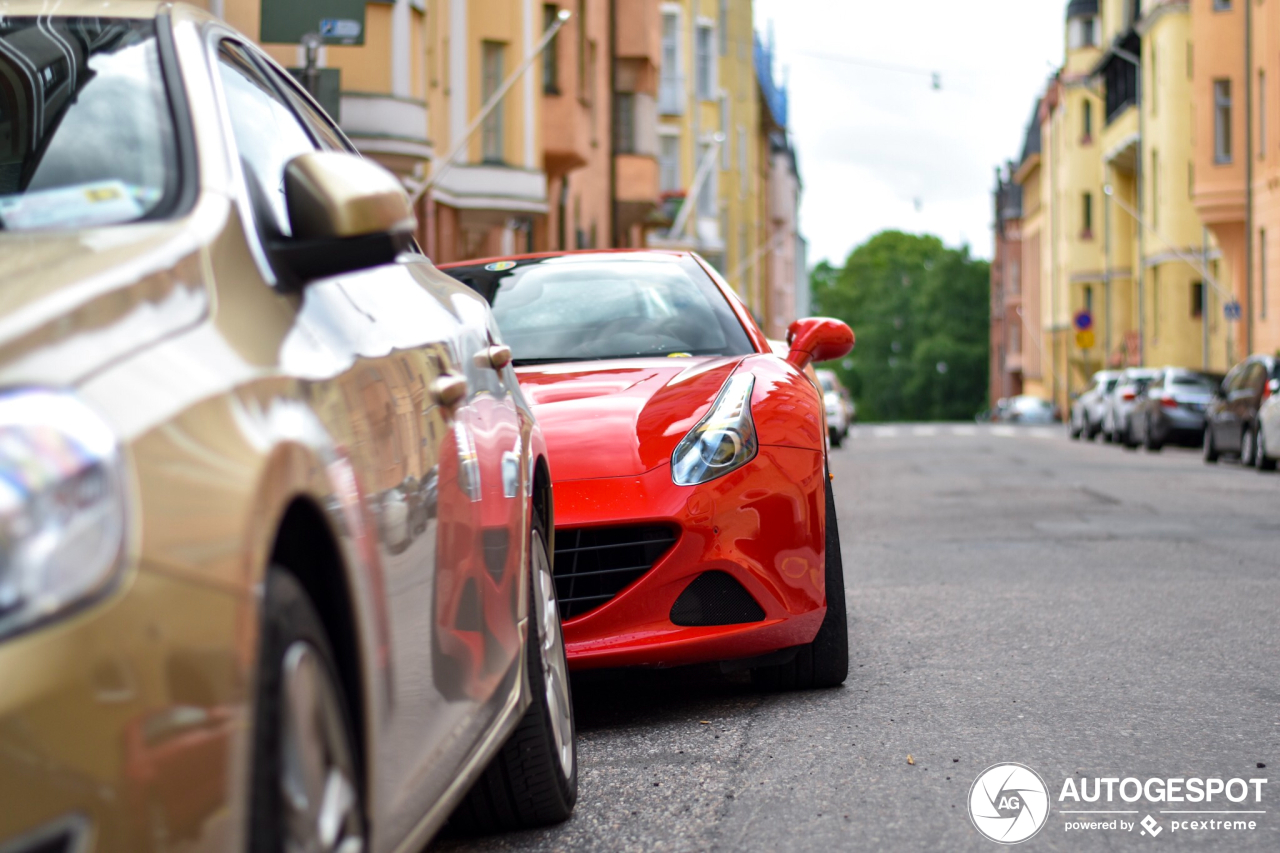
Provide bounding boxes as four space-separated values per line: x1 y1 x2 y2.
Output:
430 374 468 412
474 345 512 370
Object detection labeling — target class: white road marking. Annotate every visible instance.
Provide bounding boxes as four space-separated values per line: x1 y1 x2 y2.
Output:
912 426 938 437
872 426 899 438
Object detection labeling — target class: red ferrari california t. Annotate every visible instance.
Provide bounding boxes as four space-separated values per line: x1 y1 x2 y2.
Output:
442 251 854 688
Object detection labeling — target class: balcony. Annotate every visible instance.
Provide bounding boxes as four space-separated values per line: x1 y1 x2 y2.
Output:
616 0 661 66
339 92 432 173
542 92 592 176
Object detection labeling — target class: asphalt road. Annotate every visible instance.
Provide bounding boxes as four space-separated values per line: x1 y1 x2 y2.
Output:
438 423 1280 852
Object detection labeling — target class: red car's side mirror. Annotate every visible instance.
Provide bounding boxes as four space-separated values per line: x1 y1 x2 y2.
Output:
786 317 855 370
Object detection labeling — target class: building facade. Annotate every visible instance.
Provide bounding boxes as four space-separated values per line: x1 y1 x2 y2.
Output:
202 1 806 331
996 0 1267 413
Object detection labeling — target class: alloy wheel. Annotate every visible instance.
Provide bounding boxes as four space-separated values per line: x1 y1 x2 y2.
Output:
531 529 574 779
280 641 365 853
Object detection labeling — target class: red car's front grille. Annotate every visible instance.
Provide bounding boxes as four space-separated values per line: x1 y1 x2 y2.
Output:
552 525 678 620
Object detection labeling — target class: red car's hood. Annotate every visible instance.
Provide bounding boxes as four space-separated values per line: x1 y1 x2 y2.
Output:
517 356 744 480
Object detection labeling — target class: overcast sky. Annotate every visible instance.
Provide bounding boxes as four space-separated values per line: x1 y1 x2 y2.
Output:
752 0 1066 266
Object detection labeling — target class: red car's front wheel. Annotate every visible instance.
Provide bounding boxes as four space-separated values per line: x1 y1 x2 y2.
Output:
752 473 849 690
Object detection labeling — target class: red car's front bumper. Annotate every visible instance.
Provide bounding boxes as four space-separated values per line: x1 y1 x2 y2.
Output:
552 444 828 669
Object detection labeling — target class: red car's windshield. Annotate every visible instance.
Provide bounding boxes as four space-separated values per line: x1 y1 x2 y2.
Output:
443 255 755 365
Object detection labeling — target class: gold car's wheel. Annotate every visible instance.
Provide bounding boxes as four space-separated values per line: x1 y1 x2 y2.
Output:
449 510 577 833
280 642 364 853
251 569 366 853
531 526 574 779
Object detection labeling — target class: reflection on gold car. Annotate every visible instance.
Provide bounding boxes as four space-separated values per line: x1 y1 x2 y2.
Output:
0 3 576 851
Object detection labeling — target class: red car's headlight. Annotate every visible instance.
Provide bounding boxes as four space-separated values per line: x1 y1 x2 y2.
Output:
671 375 758 486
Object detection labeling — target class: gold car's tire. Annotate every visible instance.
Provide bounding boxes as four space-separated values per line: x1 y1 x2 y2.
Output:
450 512 577 833
752 474 849 691
249 568 366 853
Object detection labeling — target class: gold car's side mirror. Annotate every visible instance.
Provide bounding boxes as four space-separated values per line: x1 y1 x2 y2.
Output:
273 152 418 288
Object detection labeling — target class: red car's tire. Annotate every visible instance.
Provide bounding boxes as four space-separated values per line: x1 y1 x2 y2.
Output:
752 473 849 691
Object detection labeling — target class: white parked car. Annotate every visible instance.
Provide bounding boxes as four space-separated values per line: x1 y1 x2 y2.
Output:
1255 375 1280 471
1070 370 1122 440
816 369 855 447
1103 368 1159 445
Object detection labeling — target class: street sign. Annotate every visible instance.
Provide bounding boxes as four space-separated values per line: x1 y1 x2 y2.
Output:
261 0 365 45
1224 300 1243 321
1075 329 1096 350
1073 310 1093 331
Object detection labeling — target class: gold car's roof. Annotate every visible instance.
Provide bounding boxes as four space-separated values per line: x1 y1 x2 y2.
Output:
0 0 168 18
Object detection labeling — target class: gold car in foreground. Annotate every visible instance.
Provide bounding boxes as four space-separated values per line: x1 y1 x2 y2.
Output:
0 3 576 851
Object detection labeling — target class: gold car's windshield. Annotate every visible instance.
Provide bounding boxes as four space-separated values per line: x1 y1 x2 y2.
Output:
0 18 179 232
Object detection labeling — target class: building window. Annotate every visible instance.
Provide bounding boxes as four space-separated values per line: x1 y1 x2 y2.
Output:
1068 15 1097 49
1150 42 1158 116
1152 265 1160 341
614 92 636 153
1082 99 1093 141
542 5 559 94
1192 281 1204 318
1259 70 1267 155
1085 285 1094 312
695 23 715 101
659 133 681 193
720 96 731 168
576 0 587 97
1082 191 1093 237
718 0 728 56
1151 148 1159 229
659 11 683 115
481 41 505 164
1213 0 1231 10
1262 229 1269 319
1214 79 1232 163
697 139 717 214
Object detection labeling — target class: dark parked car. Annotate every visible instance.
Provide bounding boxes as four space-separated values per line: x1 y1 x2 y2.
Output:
1203 354 1280 465
1130 368 1223 451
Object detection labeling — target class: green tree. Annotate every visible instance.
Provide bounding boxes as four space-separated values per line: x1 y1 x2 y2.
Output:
812 230 990 422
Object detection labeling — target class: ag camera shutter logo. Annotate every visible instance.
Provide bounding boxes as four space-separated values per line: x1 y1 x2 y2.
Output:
969 763 1051 844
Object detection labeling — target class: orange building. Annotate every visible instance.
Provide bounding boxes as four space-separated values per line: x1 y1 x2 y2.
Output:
1190 0 1280 359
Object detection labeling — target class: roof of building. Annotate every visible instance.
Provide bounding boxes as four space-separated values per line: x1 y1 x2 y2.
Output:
1019 98 1043 165
1066 0 1099 19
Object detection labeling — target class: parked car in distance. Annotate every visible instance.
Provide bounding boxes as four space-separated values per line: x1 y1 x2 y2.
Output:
816 368 856 447
1070 370 1122 440
1129 368 1223 451
442 250 855 691
1103 368 1160 446
1001 395 1057 424
1256 374 1280 472
1203 354 1280 466
0 6 574 852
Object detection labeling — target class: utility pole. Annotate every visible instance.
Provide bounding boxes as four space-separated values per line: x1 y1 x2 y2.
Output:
1112 45 1144 366
1245 0 1255 355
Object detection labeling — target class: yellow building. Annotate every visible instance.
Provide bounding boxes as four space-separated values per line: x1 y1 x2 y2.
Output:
1042 1 1105 409
1139 0 1229 371
212 0 434 223
649 1 761 308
